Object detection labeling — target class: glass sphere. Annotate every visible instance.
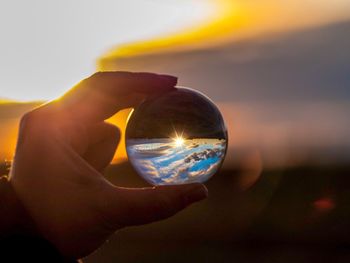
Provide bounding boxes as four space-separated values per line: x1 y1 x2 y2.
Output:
126 87 228 185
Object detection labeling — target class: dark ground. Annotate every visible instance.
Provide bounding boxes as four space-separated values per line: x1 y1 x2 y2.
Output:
2 160 350 262
83 163 350 263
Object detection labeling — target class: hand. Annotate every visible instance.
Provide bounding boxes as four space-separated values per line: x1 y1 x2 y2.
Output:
9 72 208 260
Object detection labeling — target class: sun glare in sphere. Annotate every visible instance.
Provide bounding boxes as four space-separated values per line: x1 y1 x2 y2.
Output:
173 137 185 147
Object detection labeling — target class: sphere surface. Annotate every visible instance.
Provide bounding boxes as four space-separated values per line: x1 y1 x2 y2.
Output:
126 87 228 185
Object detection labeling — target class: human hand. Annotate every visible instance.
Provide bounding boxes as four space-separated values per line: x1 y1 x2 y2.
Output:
9 72 208 260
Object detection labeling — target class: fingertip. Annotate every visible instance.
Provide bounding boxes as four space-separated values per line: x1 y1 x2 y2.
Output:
138 72 177 91
158 74 178 87
183 183 208 204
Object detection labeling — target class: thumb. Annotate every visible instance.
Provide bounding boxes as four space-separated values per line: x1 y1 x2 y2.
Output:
103 184 208 228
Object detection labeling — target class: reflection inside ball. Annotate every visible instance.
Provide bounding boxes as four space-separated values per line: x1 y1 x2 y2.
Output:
126 87 228 185
173 136 185 148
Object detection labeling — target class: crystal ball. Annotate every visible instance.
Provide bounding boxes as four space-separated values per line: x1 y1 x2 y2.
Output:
126 87 228 185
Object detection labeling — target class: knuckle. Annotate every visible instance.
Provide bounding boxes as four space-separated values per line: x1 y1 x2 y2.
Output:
20 111 38 129
81 72 107 91
92 71 104 78
88 71 105 84
19 109 50 135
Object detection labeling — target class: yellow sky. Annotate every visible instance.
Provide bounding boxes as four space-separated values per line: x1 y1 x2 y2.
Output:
0 0 349 101
99 0 350 164
100 0 350 61
1 0 349 164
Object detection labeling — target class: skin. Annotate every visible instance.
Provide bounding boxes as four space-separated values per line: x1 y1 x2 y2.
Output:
9 72 208 260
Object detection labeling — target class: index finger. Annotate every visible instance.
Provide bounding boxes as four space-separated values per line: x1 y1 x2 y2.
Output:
53 71 177 123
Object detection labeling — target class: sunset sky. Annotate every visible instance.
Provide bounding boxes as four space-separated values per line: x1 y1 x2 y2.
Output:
0 0 349 101
0 0 349 166
1 3 349 259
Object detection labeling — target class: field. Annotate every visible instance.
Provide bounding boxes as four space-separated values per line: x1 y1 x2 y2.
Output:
2 159 350 262
81 162 350 263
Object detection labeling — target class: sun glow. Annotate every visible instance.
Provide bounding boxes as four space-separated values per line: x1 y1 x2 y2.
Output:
173 137 185 148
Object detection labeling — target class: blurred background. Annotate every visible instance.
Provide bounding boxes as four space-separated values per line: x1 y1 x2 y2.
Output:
1 0 350 262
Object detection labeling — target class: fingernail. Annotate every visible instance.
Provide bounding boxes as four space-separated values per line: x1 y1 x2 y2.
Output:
186 184 208 204
159 75 178 87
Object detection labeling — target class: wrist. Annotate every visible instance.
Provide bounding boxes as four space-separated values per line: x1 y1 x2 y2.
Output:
0 175 37 238
0 176 81 262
